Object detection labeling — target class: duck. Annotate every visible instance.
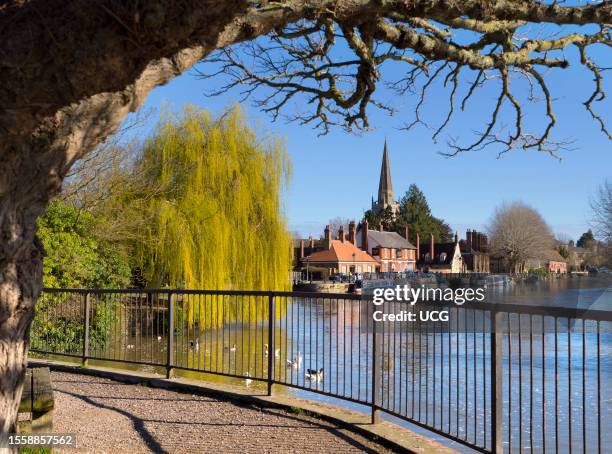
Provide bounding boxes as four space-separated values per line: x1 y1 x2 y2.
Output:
157 336 162 342
225 344 237 353
244 372 252 387
264 344 280 357
286 352 303 369
189 339 200 351
305 368 324 382
126 344 135 350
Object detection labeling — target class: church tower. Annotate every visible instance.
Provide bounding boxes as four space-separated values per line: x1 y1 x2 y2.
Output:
378 139 393 206
371 140 400 217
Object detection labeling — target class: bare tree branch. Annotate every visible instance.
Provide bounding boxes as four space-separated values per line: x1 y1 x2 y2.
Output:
197 1 611 154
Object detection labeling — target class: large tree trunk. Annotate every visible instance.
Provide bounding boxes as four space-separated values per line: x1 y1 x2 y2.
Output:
0 146 49 432
0 2 255 432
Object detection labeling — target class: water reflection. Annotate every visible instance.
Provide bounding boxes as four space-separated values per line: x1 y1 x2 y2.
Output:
33 276 612 453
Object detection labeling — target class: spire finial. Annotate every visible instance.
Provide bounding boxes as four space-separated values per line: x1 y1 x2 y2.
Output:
378 139 393 206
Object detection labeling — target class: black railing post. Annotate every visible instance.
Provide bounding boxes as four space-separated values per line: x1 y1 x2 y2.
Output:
166 292 175 379
491 310 504 453
371 309 380 424
82 291 90 367
267 293 275 396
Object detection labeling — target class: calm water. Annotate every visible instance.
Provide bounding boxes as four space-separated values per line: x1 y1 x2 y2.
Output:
38 276 612 453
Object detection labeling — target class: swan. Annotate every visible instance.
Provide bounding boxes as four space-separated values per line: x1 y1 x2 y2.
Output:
225 344 237 352
286 352 303 369
264 344 280 357
244 372 252 386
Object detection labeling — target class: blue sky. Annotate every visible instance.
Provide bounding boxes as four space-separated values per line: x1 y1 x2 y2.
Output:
120 40 611 242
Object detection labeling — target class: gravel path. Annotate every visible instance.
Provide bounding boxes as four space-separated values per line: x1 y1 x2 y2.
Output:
51 371 395 453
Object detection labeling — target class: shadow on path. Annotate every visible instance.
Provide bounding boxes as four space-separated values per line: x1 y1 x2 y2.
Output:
54 385 386 453
55 388 167 453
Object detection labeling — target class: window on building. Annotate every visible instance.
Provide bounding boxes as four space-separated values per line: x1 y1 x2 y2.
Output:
372 247 380 256
439 252 447 262
396 249 402 258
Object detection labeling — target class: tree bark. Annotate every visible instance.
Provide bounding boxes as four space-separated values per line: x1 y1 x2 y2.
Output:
0 1 256 432
0 143 49 432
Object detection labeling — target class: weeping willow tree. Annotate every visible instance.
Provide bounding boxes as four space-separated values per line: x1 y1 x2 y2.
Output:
133 105 292 294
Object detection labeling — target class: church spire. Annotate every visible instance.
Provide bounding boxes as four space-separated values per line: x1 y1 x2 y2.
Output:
377 139 393 206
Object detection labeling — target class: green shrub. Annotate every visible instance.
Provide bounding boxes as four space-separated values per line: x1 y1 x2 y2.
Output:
37 199 131 289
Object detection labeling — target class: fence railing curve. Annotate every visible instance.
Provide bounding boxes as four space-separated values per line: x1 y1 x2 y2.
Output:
30 288 610 454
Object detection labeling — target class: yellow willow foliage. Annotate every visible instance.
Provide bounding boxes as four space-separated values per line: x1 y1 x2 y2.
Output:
133 106 292 327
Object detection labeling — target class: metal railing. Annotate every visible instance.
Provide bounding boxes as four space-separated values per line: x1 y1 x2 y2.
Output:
30 288 611 453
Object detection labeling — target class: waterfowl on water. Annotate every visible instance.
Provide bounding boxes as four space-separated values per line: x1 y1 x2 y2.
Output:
305 368 324 382
244 372 252 386
157 336 162 342
189 339 200 351
225 344 237 352
126 344 135 350
286 352 303 369
264 344 280 357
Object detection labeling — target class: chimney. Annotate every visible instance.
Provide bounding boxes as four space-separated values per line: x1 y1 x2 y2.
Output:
361 220 369 251
416 232 420 261
324 225 332 249
299 239 305 260
348 221 356 245
338 225 345 243
482 234 488 252
466 229 472 250
430 233 435 259
475 232 482 251
402 225 409 241
309 236 314 250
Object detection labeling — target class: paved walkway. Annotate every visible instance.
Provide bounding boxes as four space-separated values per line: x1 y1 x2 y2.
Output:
51 371 396 453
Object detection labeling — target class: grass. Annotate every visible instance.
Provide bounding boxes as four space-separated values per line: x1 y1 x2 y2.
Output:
19 448 52 454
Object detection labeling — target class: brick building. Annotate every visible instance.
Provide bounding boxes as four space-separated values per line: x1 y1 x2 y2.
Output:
356 221 416 272
460 229 490 272
299 225 378 278
417 233 465 273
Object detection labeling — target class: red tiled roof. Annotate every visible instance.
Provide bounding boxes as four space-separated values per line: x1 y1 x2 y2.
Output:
304 240 377 263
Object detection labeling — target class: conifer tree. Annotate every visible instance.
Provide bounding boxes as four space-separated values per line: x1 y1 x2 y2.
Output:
395 184 452 243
